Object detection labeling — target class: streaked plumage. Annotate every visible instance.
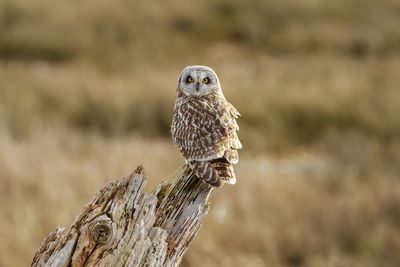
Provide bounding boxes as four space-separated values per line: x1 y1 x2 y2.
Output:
171 65 242 187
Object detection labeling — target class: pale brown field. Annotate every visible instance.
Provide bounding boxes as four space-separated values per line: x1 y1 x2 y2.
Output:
1 0 400 266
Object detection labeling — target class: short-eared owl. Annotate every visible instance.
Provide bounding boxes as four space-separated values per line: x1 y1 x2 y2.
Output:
171 65 242 187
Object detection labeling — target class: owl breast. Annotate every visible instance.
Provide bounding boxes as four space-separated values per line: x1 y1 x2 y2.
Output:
171 95 241 162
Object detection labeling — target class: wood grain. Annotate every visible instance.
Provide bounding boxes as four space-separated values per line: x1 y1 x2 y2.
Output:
32 165 213 267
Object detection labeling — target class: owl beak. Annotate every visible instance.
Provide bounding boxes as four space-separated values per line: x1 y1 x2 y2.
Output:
196 83 200 92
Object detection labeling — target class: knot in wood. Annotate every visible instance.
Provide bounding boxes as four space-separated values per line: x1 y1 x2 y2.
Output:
90 220 112 245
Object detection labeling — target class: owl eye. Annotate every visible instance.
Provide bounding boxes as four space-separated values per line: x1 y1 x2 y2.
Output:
203 77 209 84
186 76 194 83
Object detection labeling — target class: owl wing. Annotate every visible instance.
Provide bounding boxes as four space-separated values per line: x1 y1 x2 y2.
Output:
171 97 241 163
222 101 242 164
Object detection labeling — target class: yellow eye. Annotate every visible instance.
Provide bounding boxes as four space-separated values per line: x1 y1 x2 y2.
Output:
187 76 194 83
203 78 209 84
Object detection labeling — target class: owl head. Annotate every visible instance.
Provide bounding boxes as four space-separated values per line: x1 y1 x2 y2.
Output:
177 65 222 97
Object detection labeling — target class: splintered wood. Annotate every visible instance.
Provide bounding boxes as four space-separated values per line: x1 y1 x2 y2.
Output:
31 165 213 267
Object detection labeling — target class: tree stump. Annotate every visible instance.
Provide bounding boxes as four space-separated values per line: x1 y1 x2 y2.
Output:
31 165 213 267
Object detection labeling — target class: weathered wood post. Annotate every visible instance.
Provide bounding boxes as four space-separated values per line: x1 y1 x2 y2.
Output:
31 165 213 267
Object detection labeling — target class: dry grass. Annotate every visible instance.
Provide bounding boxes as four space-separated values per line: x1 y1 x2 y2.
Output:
1 0 400 266
1 130 400 267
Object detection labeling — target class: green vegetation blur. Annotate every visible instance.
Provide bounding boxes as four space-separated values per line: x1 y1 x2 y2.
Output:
1 0 400 266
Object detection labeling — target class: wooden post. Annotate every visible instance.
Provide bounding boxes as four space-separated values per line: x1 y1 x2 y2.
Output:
31 165 213 267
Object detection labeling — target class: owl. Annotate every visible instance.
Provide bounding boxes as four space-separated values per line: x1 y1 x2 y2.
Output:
171 65 242 187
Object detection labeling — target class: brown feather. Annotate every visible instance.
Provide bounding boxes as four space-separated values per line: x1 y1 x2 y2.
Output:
189 161 222 187
171 66 241 186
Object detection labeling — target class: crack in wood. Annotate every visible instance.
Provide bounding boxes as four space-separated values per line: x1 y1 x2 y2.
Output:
32 165 212 267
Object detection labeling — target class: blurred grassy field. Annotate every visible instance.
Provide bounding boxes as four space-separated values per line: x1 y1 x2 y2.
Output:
1 0 400 266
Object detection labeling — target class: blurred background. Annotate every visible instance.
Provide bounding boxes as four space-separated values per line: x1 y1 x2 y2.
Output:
1 0 400 266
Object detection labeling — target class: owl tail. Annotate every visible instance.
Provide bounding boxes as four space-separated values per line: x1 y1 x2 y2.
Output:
209 158 236 185
189 158 236 187
189 161 222 187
